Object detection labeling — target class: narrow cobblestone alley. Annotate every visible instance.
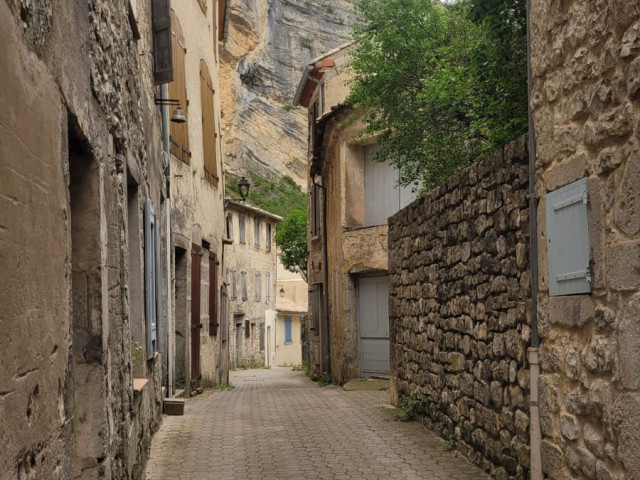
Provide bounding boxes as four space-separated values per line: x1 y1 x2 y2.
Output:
146 368 489 480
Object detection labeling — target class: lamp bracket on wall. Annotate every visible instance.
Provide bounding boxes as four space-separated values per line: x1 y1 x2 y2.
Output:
154 98 181 106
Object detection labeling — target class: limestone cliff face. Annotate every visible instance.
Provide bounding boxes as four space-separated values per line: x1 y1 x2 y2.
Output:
220 0 357 189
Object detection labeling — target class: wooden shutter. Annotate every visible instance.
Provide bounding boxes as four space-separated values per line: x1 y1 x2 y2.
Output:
218 0 227 41
168 11 190 164
152 0 173 84
200 60 218 185
208 251 219 336
191 244 202 378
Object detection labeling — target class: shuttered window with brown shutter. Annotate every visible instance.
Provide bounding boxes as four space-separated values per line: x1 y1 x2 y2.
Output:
168 11 190 164
208 251 218 336
200 59 219 186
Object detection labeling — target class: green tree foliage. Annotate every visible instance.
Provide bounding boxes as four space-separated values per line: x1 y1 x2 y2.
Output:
225 173 305 218
275 209 308 282
347 0 527 189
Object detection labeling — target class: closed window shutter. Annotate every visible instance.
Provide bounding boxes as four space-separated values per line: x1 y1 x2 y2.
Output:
285 316 292 343
200 60 218 185
144 199 158 359
168 11 190 164
209 251 218 336
218 0 226 41
152 0 173 84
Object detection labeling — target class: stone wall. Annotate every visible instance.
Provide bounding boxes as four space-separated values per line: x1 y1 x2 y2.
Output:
388 137 531 479
0 0 165 477
531 2 640 479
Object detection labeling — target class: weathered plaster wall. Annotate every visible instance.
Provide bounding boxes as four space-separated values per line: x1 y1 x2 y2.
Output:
1 0 166 477
170 0 227 389
531 2 640 479
225 202 279 367
388 138 531 479
275 314 303 366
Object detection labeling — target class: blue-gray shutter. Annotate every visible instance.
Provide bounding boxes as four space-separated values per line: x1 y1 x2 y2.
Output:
145 199 158 359
152 0 173 85
546 178 591 296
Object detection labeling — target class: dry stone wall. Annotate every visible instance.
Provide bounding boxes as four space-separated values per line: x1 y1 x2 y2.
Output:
531 2 640 479
388 137 531 480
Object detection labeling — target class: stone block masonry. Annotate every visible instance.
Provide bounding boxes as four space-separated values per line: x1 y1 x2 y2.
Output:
388 136 531 480
531 2 640 479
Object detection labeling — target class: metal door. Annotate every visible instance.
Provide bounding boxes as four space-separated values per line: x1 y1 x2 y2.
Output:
191 244 202 381
358 275 390 376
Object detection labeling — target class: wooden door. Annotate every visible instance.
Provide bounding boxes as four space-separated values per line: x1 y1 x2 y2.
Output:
191 244 202 380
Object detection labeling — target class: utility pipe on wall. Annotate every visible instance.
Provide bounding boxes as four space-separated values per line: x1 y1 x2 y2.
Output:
526 0 543 477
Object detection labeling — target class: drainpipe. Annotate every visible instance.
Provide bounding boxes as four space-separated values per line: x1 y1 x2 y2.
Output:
526 0 543 477
160 83 174 398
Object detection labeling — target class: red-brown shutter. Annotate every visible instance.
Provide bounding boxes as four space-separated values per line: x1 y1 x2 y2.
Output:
200 60 218 185
208 251 218 336
190 244 202 378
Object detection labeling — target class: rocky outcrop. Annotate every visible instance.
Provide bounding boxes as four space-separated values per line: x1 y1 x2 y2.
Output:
220 0 357 188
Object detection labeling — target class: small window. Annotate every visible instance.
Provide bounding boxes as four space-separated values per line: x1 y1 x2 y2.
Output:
254 217 260 247
245 319 250 338
266 223 271 252
226 214 233 240
231 270 237 298
255 273 261 301
311 183 321 237
241 271 247 300
265 273 271 301
239 216 246 244
284 316 292 344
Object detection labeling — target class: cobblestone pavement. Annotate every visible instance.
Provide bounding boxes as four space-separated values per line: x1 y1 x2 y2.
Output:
146 368 489 480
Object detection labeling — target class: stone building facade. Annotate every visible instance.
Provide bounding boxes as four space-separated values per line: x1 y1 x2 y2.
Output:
388 138 531 479
224 199 280 368
530 2 640 479
294 44 419 383
168 0 229 392
0 0 170 477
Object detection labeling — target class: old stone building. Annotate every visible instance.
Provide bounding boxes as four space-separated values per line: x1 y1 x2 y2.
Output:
224 199 281 368
530 2 640 479
168 0 229 393
0 0 171 477
294 44 420 383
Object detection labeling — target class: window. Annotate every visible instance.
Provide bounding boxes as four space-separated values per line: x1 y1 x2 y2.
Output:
151 0 172 83
310 283 323 334
284 316 292 344
310 183 321 237
245 319 250 338
231 270 237 298
364 144 419 226
255 273 261 301
208 251 218 336
254 217 260 247
239 216 246 244
259 322 265 351
200 59 218 186
265 273 271 301
168 11 190 163
226 213 233 240
145 199 162 359
241 271 247 300
265 223 271 252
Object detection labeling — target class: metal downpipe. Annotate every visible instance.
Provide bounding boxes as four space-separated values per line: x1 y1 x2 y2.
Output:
526 0 542 478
